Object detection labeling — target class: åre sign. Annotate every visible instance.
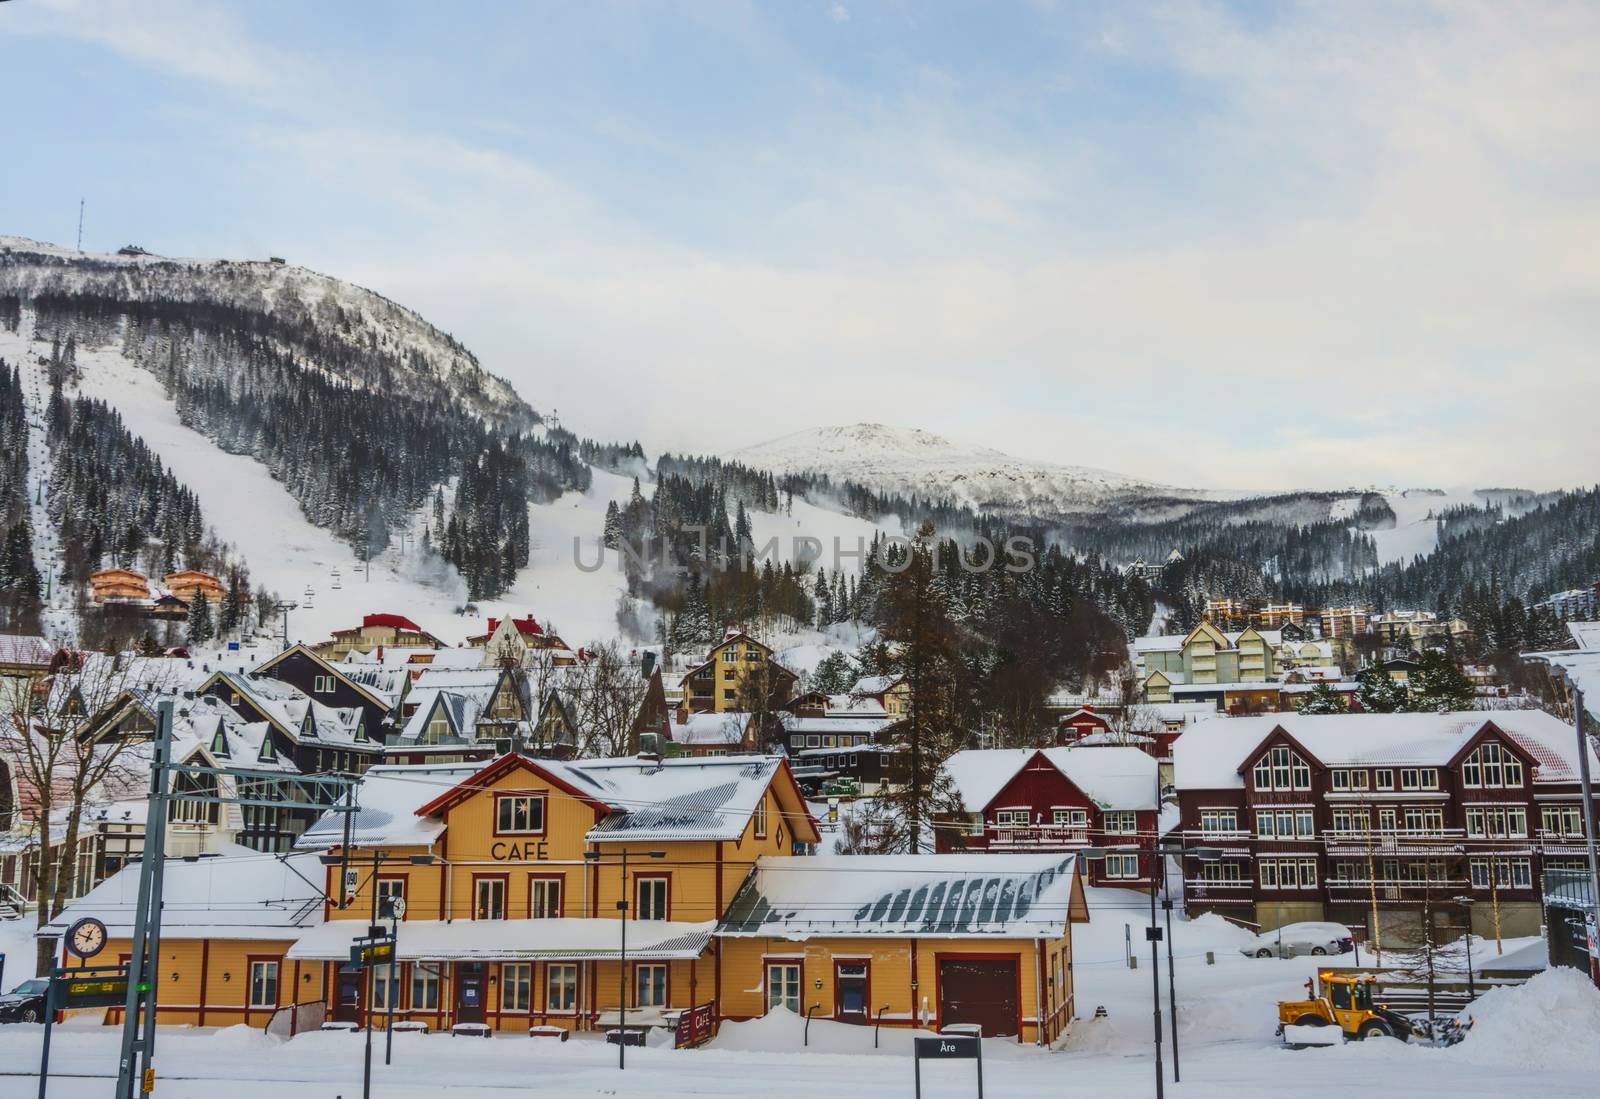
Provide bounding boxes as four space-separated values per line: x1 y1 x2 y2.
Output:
489 840 549 861
913 1033 983 1099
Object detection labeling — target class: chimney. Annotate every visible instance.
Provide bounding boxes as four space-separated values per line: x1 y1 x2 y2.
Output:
640 650 657 680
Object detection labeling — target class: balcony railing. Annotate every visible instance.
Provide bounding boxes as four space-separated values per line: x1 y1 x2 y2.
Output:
986 826 1090 849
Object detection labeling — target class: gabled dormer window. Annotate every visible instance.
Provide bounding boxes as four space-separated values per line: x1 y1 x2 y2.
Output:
302 713 315 738
1251 745 1311 791
1462 741 1522 788
210 727 229 757
258 736 276 762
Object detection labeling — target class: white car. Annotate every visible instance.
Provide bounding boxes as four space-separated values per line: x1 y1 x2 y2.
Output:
1241 922 1354 959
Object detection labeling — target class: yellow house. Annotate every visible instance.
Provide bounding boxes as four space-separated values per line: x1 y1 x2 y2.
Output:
41 757 1089 1047
680 631 798 714
282 754 817 1037
716 853 1088 1045
42 851 328 1032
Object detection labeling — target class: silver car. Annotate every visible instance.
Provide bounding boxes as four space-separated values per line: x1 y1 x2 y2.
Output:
1241 921 1355 959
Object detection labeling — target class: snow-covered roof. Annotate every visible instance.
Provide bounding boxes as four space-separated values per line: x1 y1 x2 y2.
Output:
849 675 902 697
298 755 802 849
1173 710 1600 790
411 667 505 691
328 661 410 708
780 715 894 736
1565 622 1600 651
297 762 482 849
579 756 785 842
0 633 51 667
717 853 1083 939
396 685 494 742
669 711 752 745
287 917 713 962
943 747 1158 813
42 847 324 939
213 672 370 747
1133 628 1283 654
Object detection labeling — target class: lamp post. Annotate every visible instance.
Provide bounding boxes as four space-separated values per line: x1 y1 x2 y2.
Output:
318 850 434 1099
1453 896 1477 997
584 848 667 1070
1079 841 1221 1098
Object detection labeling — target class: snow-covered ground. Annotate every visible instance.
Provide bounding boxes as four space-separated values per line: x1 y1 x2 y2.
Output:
1 886 1591 1097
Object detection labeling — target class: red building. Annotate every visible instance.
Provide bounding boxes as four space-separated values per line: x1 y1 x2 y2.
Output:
1172 711 1600 942
938 746 1161 889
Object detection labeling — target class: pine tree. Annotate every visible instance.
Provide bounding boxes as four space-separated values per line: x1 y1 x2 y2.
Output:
1407 650 1473 712
1296 681 1349 715
186 590 214 645
603 500 622 550
1356 665 1408 713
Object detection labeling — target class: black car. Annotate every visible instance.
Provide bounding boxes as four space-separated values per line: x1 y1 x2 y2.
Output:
0 978 49 1023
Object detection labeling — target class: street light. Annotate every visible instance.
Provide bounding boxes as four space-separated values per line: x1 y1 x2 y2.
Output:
1078 842 1221 1096
1453 896 1477 997
318 851 435 1099
583 849 667 1070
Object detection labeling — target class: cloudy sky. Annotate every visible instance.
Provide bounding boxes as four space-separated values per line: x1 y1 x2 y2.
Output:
3 1 1598 492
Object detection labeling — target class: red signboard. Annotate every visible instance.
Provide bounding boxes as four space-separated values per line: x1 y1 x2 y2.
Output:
675 1002 715 1048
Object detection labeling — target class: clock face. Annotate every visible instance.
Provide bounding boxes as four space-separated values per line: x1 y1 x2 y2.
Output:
385 896 406 920
67 917 107 959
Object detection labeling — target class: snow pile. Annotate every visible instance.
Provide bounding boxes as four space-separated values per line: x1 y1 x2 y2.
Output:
1455 967 1600 1069
207 1024 279 1050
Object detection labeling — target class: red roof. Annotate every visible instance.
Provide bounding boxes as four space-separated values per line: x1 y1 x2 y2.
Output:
363 613 425 633
487 616 544 637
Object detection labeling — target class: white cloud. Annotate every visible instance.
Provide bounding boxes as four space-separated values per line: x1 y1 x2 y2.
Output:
10 1 1600 493
827 4 851 24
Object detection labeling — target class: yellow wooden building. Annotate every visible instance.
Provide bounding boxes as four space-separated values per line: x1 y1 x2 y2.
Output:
41 754 1089 1047
679 631 798 714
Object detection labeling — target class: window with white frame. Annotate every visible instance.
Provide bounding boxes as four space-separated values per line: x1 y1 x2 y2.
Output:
753 797 768 838
474 877 506 920
411 963 441 1010
1199 809 1238 835
1102 811 1137 835
636 876 669 920
496 794 545 835
995 808 1031 827
1465 806 1527 838
1331 808 1369 835
248 960 279 1009
313 675 335 694
1541 805 1584 836
1375 768 1394 790
1252 746 1311 791
501 963 532 1011
1399 768 1439 791
1052 807 1088 834
1401 806 1446 834
529 877 562 918
546 964 577 1012
634 964 668 1007
1104 853 1141 879
371 964 397 1010
1198 861 1243 883
1462 742 1523 788
1470 857 1533 889
1330 769 1369 791
767 963 802 1013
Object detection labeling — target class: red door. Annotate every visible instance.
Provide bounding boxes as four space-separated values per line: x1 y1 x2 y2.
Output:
938 958 1018 1037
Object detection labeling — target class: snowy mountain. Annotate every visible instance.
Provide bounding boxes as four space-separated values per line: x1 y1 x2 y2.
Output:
0 236 532 424
727 422 1202 517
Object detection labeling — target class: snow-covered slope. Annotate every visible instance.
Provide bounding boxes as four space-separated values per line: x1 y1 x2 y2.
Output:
728 422 1200 517
0 236 530 423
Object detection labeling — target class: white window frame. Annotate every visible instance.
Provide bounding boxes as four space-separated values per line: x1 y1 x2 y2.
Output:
248 960 279 1010
546 964 577 1014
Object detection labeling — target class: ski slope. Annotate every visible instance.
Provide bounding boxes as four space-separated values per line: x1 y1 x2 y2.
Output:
1 320 898 652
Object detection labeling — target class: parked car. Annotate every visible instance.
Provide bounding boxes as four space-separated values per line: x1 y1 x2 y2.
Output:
0 978 49 1023
1241 922 1354 959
